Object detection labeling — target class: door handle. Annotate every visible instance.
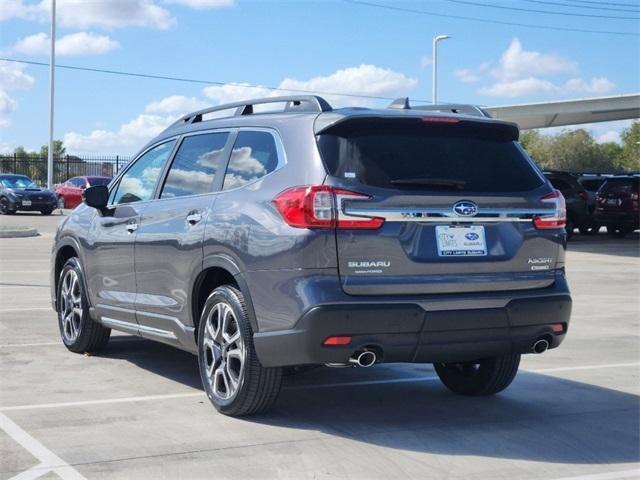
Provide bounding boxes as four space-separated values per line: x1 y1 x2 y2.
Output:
126 220 138 233
186 211 202 225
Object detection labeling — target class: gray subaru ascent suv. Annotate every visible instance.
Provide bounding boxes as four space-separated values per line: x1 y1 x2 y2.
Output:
51 96 571 416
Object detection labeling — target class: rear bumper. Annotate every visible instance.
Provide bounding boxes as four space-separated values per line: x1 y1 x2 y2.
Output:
254 278 572 367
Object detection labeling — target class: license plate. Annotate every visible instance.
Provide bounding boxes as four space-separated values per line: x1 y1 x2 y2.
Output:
22 200 32 206
436 225 487 257
606 199 618 205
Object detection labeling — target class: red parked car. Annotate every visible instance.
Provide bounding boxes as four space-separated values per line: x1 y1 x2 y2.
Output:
55 176 111 209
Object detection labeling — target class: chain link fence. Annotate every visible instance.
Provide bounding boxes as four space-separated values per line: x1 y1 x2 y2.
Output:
0 154 132 186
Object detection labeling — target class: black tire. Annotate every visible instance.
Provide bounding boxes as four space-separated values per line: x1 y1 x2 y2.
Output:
198 285 282 416
579 225 599 235
57 257 111 353
607 225 633 238
434 353 521 396
40 207 53 215
0 197 15 215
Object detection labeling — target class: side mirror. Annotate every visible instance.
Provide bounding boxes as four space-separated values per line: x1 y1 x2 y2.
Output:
80 184 86 190
83 185 109 210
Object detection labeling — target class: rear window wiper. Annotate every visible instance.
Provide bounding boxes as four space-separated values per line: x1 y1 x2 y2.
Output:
390 178 467 190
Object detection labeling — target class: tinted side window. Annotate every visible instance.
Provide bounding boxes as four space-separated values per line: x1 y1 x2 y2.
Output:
161 133 228 199
70 178 85 188
112 141 175 205
223 131 279 190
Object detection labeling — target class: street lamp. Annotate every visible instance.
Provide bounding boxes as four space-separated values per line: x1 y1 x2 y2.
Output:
432 34 451 105
47 0 56 189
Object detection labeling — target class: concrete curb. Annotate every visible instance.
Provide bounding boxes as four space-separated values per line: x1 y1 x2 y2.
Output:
0 228 39 239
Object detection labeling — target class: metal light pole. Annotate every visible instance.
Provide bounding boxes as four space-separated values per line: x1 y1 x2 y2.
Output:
47 0 56 189
432 34 451 105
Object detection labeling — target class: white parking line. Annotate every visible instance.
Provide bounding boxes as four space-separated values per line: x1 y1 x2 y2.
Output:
550 469 640 480
0 342 61 348
0 362 637 412
0 392 204 412
0 412 87 480
0 307 52 313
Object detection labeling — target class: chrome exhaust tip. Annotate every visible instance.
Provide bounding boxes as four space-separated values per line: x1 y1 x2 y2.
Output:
349 350 377 368
532 338 550 354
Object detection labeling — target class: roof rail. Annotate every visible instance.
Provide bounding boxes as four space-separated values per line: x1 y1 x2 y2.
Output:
387 97 491 118
167 95 332 130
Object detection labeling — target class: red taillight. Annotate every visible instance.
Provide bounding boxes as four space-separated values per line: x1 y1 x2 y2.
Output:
533 190 567 230
273 186 384 230
421 117 460 124
323 336 352 346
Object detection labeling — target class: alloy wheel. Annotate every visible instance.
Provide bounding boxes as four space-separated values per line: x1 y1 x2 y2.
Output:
60 269 83 342
202 302 245 401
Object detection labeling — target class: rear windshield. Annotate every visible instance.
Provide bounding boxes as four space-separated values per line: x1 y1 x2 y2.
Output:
317 122 543 193
579 178 606 192
600 178 639 194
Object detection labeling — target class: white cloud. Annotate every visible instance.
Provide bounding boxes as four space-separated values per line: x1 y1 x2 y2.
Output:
64 114 177 154
563 77 615 95
491 38 578 82
0 91 17 128
0 61 35 91
279 64 417 104
144 95 209 114
165 0 234 8
1 0 175 30
10 32 120 56
480 77 557 97
64 64 417 154
460 38 615 99
204 64 417 108
420 55 432 69
203 83 274 105
0 61 35 127
480 76 615 98
454 69 482 84
596 130 621 144
543 119 633 145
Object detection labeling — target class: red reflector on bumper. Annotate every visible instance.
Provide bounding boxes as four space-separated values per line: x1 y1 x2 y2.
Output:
552 323 564 333
323 336 352 346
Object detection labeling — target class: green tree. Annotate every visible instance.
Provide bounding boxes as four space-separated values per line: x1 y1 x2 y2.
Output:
39 140 66 159
546 129 617 172
519 130 552 168
616 121 640 172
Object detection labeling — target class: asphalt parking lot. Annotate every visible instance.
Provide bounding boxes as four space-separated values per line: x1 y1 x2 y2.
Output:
1 212 638 480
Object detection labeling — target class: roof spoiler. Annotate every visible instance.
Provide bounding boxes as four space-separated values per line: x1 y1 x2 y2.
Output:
388 97 493 119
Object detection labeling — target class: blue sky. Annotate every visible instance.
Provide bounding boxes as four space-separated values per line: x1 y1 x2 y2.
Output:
1 0 638 155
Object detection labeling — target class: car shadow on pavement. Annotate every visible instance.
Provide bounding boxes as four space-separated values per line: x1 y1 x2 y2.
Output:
567 231 639 258
96 339 639 466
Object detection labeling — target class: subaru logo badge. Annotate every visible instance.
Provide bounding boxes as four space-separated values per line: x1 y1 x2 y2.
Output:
465 232 479 240
453 201 478 217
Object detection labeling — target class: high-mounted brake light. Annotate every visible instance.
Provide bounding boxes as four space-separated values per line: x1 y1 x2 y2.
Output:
421 117 460 124
273 186 384 230
533 190 566 230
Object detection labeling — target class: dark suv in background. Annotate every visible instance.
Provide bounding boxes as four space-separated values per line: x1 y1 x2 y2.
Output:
51 96 572 416
543 171 590 238
595 175 639 237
